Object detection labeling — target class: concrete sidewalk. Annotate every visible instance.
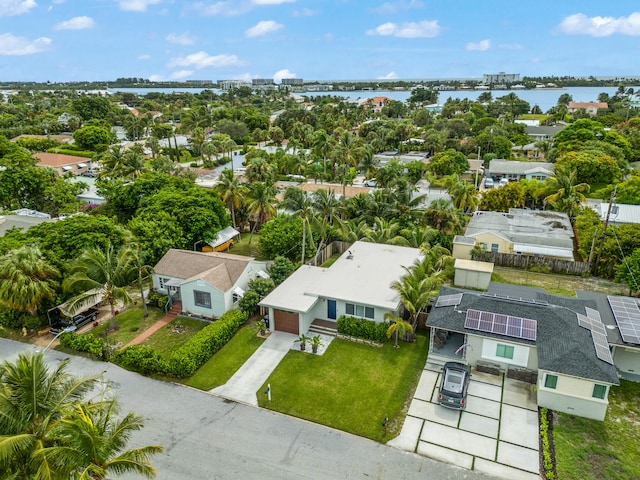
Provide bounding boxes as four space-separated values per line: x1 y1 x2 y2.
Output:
210 331 298 406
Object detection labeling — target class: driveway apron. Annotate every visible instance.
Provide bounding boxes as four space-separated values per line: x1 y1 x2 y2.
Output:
210 331 298 406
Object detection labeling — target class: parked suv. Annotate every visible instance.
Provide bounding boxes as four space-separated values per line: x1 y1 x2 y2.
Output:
484 178 494 189
438 362 472 410
48 306 98 335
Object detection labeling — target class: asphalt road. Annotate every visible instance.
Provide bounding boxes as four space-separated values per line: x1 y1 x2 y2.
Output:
0 339 493 480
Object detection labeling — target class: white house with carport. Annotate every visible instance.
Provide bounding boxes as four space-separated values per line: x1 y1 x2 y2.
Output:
487 159 554 182
259 241 423 335
427 285 620 421
152 249 268 318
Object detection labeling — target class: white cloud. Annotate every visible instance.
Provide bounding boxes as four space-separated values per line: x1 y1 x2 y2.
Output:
138 53 151 60
466 39 490 51
0 33 51 55
54 16 95 31
191 1 249 16
0 0 37 17
558 12 640 37
378 71 398 80
371 1 423 15
273 68 295 83
252 0 295 4
148 74 164 82
166 32 195 45
366 20 441 38
246 20 283 38
168 51 242 69
117 0 161 12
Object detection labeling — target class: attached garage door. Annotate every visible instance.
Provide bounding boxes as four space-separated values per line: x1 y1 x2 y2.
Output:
274 309 299 334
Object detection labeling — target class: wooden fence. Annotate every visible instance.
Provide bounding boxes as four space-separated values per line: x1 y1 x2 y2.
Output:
472 251 591 275
307 241 352 266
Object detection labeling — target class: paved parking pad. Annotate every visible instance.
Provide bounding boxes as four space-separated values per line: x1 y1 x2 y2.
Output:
389 363 540 480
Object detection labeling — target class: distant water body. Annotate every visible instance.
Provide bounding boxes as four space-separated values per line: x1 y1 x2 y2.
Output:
108 86 639 113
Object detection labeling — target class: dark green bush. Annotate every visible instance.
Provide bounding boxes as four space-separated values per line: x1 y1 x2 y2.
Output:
113 345 167 375
337 315 389 343
166 309 248 377
60 332 109 359
147 290 169 309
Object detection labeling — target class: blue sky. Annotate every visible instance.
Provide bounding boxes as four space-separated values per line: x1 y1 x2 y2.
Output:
1 0 640 83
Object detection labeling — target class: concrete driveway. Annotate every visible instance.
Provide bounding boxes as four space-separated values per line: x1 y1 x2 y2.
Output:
211 331 299 406
389 363 539 480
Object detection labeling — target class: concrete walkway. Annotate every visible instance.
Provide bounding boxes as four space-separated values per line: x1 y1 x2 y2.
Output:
211 331 298 406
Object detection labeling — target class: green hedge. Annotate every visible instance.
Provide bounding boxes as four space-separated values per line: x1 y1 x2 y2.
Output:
60 332 109 360
337 315 389 343
46 147 95 158
111 309 248 378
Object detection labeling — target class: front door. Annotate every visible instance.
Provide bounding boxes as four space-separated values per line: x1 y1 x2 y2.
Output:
327 300 337 320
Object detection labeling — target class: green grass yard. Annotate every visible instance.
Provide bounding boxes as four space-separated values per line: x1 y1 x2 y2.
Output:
257 333 429 442
227 232 262 258
90 306 165 346
182 324 266 390
554 379 640 480
139 317 209 357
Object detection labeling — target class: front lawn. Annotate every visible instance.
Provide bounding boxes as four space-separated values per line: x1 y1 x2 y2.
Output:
257 333 429 442
554 379 640 480
90 306 165 346
182 324 266 390
140 317 208 357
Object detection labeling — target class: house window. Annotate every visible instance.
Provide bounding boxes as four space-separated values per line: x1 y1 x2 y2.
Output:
193 290 211 309
495 344 514 359
491 243 499 253
158 277 169 290
480 242 487 251
345 303 374 319
232 293 241 303
592 384 607 399
544 374 558 389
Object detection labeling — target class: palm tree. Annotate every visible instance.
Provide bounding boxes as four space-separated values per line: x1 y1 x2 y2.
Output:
131 246 153 318
384 313 414 348
543 167 590 222
216 169 248 228
281 187 316 264
39 399 162 479
425 198 462 235
0 245 59 316
246 182 277 240
447 175 479 213
100 145 127 178
0 352 99 479
64 243 135 331
312 129 333 181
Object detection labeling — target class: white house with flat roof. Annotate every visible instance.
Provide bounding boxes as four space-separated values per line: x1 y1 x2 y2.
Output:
259 241 423 335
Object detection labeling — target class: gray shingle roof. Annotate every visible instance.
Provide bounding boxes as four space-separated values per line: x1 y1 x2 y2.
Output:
428 286 619 385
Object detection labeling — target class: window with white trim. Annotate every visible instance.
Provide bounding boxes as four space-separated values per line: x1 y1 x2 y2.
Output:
544 374 558 389
495 344 514 359
158 277 170 290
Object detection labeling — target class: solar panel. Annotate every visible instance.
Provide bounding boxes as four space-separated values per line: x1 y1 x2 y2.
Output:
585 307 602 322
576 313 606 335
435 293 464 308
464 309 537 341
608 295 640 345
591 331 614 364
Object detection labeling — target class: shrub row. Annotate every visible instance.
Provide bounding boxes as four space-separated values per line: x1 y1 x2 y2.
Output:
46 147 94 158
112 309 248 378
60 332 110 360
539 407 556 479
337 315 389 344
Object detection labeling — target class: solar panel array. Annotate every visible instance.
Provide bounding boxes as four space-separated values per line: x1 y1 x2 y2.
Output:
575 311 614 365
435 293 463 308
607 296 640 345
465 309 537 341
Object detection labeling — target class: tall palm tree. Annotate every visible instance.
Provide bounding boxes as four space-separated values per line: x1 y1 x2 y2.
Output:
216 168 248 229
246 182 277 241
64 243 135 331
131 246 153 318
425 198 462 235
281 187 316 265
543 167 590 222
384 312 414 348
447 175 479 213
0 352 99 479
40 399 162 479
0 245 59 316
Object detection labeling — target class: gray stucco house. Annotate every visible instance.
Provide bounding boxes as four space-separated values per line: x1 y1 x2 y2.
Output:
427 286 620 421
152 249 268 318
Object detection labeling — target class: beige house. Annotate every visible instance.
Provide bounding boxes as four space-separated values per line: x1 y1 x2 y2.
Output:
568 101 608 116
34 152 92 176
458 209 575 261
428 286 620 421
